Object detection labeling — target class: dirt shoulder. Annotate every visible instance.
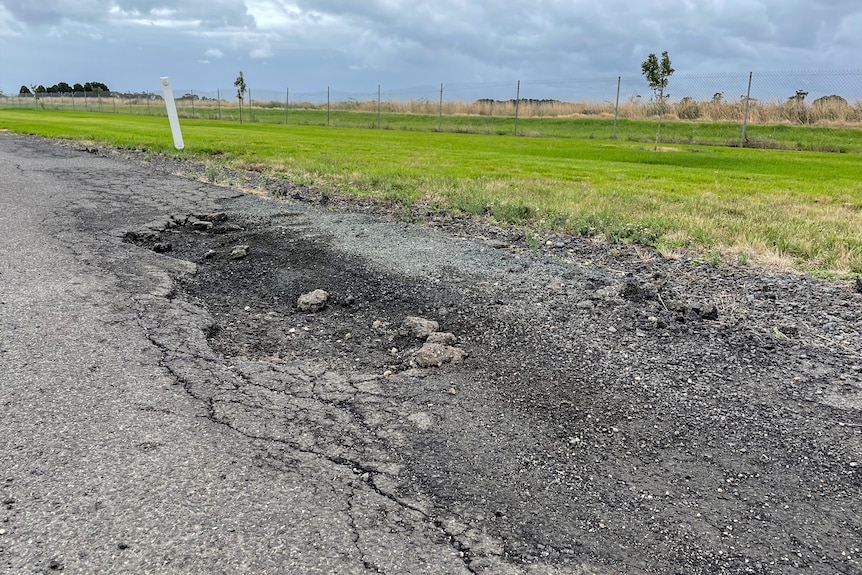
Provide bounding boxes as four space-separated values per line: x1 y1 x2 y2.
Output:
50 138 862 572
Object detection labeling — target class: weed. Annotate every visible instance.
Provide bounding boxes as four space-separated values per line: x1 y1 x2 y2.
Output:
704 251 721 267
548 212 569 230
524 229 541 252
205 164 220 183
454 195 492 217
491 202 534 224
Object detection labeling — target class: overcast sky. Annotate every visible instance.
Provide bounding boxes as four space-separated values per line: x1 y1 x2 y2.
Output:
1 1 861 101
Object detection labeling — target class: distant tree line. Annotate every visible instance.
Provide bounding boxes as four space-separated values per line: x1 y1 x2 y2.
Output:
19 81 111 95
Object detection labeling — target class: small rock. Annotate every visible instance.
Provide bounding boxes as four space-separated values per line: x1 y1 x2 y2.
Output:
576 300 595 310
343 295 356 306
547 279 564 292
152 242 172 253
695 302 719 321
408 412 433 430
427 332 457 346
448 388 457 395
197 212 228 223
124 229 158 242
620 279 652 302
117 542 129 550
204 249 217 259
594 286 618 301
142 218 172 232
415 342 466 368
297 289 329 313
190 220 214 231
213 223 243 234
372 320 382 329
401 316 439 339
856 277 862 293
229 245 250 259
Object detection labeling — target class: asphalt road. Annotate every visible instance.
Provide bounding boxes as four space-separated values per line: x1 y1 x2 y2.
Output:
1 132 860 575
0 134 482 574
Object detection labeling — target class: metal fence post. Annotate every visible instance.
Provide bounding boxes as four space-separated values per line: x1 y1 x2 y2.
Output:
514 80 521 135
741 72 753 147
438 83 443 131
612 76 621 140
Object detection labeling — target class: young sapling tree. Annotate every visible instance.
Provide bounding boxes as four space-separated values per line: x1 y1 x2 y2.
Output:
641 51 674 150
234 71 247 124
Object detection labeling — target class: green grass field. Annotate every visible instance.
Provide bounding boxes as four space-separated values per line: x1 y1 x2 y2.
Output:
9 97 862 152
2 108 860 275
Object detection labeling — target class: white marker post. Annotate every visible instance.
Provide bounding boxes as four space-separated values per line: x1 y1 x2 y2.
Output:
160 77 185 150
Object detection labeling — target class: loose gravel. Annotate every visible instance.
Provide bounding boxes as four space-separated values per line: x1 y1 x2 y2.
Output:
78 142 862 573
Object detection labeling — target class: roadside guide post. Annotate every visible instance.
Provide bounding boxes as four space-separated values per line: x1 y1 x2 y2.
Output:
160 77 185 150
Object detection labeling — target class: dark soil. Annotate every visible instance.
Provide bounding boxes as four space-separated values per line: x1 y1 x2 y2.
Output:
121 153 861 574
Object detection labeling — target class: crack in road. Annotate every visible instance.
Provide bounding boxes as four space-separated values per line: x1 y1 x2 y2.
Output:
132 291 492 573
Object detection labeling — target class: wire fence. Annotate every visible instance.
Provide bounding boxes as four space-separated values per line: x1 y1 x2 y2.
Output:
3 70 862 147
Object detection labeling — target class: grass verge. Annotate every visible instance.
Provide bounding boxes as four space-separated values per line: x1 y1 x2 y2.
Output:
2 109 860 275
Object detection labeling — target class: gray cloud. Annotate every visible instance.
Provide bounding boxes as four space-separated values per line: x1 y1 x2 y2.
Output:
1 0 860 96
3 0 255 29
3 0 110 26
276 0 862 80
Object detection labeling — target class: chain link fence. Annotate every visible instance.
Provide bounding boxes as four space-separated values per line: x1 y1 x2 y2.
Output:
3 71 861 147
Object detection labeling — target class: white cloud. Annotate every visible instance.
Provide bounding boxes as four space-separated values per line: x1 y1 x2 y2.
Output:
127 17 202 28
150 7 177 18
250 43 272 59
205 48 224 58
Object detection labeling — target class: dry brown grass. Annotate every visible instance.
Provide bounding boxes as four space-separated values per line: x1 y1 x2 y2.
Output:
22 92 862 127
267 96 862 126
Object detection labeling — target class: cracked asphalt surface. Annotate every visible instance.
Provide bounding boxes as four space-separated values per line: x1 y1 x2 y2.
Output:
1 132 861 574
